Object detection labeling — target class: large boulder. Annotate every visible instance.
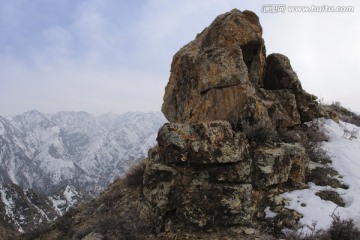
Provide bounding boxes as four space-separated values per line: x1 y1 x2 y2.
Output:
162 9 319 128
162 9 266 124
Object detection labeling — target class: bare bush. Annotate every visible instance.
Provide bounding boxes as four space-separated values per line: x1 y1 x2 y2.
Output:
124 159 147 188
243 120 278 144
343 125 359 140
301 120 331 164
327 215 360 240
341 115 360 128
331 101 342 109
286 215 360 240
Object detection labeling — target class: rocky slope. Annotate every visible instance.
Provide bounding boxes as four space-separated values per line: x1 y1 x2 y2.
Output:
25 9 344 240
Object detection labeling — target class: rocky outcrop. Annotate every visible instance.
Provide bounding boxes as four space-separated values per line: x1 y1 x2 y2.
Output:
148 8 316 233
162 9 319 128
142 122 309 229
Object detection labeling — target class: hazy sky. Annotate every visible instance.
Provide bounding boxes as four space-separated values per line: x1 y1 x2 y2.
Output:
0 0 359 116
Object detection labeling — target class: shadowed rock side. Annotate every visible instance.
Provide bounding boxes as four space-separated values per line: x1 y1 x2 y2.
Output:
162 9 319 128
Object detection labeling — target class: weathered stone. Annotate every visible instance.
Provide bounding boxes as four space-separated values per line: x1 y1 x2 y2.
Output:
243 228 256 235
280 130 302 143
178 179 256 227
253 143 308 187
162 9 318 129
267 90 301 128
148 146 163 162
315 190 345 207
162 9 266 124
157 121 249 164
274 208 303 229
264 54 302 91
208 161 252 183
143 162 177 214
263 53 319 123
82 232 104 240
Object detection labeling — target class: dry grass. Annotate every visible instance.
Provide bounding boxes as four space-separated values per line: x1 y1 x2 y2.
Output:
286 215 360 240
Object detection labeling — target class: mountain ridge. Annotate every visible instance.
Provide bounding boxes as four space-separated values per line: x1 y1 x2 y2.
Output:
1 110 166 196
0 110 166 233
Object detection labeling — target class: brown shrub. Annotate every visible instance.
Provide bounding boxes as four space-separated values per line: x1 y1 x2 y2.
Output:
327 215 360 240
286 215 360 240
124 159 147 188
301 120 331 164
243 120 278 144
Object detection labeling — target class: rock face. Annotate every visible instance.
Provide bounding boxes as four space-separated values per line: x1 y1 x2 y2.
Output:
143 123 309 228
263 53 319 122
144 9 315 231
162 9 318 128
157 121 249 164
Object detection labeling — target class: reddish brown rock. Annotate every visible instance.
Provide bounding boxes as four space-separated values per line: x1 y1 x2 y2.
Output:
162 9 266 124
162 9 318 128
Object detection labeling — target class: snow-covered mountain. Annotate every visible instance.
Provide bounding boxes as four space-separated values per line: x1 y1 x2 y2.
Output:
0 110 166 196
0 183 57 233
0 183 89 233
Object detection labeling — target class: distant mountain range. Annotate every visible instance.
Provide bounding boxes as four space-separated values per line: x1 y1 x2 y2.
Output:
0 110 166 232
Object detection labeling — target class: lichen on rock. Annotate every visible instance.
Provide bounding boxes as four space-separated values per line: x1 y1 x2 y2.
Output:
162 9 319 128
142 8 317 234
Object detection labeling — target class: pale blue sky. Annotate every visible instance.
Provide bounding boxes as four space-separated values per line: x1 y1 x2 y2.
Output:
0 0 359 116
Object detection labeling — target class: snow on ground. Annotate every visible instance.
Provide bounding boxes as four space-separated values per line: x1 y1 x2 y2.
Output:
49 185 81 215
281 119 360 233
0 186 25 233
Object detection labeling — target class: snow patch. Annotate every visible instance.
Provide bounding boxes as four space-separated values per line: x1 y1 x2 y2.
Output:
281 119 360 233
264 206 278 218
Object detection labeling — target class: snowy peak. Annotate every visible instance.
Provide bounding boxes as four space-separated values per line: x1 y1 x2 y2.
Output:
12 110 52 131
